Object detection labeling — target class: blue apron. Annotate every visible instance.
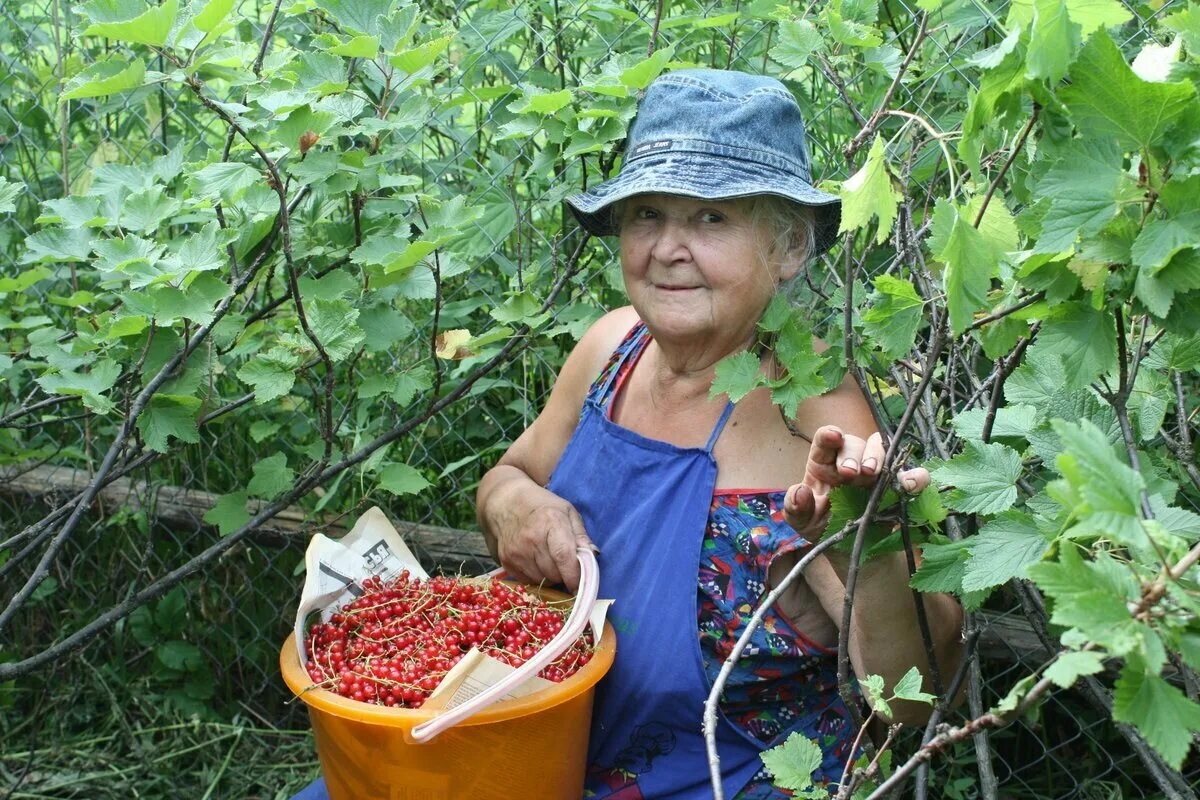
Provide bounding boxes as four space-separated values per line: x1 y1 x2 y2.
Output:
551 348 769 800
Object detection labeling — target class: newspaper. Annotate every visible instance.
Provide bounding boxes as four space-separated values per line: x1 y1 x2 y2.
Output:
294 507 429 668
293 506 610 711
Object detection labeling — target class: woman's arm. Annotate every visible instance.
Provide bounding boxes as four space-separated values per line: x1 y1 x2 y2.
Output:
476 306 640 590
787 379 965 726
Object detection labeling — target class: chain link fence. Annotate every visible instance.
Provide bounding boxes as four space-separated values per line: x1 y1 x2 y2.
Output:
1 0 1195 797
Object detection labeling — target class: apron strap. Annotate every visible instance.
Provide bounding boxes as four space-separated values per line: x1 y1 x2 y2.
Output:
596 322 651 411
704 401 736 453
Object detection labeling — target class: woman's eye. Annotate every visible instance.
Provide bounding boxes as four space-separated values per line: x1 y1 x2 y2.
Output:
699 211 725 224
634 207 658 220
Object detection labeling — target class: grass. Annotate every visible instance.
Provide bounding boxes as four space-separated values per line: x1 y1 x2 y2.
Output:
1 653 320 800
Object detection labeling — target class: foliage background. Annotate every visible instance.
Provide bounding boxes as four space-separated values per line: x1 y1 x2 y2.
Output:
1 0 1199 797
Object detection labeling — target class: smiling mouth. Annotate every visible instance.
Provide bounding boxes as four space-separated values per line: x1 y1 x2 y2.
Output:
655 285 699 291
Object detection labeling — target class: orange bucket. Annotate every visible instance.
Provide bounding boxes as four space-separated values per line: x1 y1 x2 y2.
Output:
280 594 616 800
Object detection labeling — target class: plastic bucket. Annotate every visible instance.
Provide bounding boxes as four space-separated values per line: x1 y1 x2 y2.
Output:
280 592 616 800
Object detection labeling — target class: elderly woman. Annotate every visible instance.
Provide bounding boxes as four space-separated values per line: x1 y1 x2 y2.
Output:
476 69 963 798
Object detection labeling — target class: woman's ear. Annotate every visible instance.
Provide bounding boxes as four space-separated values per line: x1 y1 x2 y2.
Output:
778 226 811 282
779 256 802 283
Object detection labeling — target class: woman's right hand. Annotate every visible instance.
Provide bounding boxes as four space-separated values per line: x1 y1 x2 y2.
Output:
484 475 597 592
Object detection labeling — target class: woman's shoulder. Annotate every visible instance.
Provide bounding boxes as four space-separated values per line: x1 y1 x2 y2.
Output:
569 305 642 375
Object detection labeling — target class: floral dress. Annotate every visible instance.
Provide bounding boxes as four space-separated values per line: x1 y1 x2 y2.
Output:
589 321 859 798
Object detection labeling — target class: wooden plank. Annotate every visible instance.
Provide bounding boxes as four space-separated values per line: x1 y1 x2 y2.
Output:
0 463 493 567
0 462 1039 663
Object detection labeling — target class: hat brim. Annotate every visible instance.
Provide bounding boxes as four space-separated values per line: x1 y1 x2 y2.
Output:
565 152 843 256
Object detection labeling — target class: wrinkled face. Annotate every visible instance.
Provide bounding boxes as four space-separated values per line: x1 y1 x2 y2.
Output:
617 194 797 348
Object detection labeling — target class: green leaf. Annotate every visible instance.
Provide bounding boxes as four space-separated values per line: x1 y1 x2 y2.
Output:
1026 0 1077 82
330 34 380 57
859 673 892 719
36 359 122 414
1112 662 1200 769
1132 212 1200 275
930 441 1022 515
1163 4 1200 55
377 463 431 496
105 314 150 339
1033 138 1132 255
1027 547 1140 651
962 511 1049 591
316 0 397 37
710 351 764 403
0 178 20 213
862 275 923 358
23 228 95 263
1044 650 1106 688
154 588 187 635
1061 29 1195 151
1146 333 1200 371
118 187 181 233
769 317 830 418
151 273 231 326
156 640 204 672
509 87 573 115
910 535 989 610
129 606 157 646
304 298 365 361
237 347 300 403
358 305 413 353
759 732 825 797
0 267 52 295
249 420 281 444
892 666 936 704
82 0 179 47
951 404 1038 441
1065 0 1132 36
193 0 234 32
619 45 674 89
1004 352 1063 410
1052 418 1143 515
191 162 260 203
823 7 882 47
247 453 295 499
909 484 947 526
203 492 249 536
1027 303 1116 389
770 20 821 70
136 394 201 453
839 137 900 245
932 201 996 336
489 295 543 329
61 58 147 101
389 35 453 74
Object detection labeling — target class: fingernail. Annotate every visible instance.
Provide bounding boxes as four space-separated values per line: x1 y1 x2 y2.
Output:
861 458 877 474
842 458 858 471
902 477 917 491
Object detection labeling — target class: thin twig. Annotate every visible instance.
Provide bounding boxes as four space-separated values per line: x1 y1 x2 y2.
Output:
844 13 929 159
973 107 1038 227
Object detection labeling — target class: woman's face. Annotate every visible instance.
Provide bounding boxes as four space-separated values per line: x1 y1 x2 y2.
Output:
617 194 798 349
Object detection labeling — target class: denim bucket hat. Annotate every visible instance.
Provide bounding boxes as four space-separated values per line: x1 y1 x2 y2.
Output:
566 68 842 255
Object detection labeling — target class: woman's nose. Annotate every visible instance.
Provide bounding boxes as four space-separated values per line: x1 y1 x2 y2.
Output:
650 220 690 264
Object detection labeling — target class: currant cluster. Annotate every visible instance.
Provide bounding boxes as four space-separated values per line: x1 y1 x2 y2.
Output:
304 571 595 708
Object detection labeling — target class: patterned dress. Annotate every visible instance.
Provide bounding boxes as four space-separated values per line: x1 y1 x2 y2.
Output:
589 321 860 798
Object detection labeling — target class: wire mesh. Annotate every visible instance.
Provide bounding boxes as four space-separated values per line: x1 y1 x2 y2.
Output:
1 0 1196 798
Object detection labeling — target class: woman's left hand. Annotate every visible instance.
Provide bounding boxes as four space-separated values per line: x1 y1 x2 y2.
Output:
783 425 931 542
